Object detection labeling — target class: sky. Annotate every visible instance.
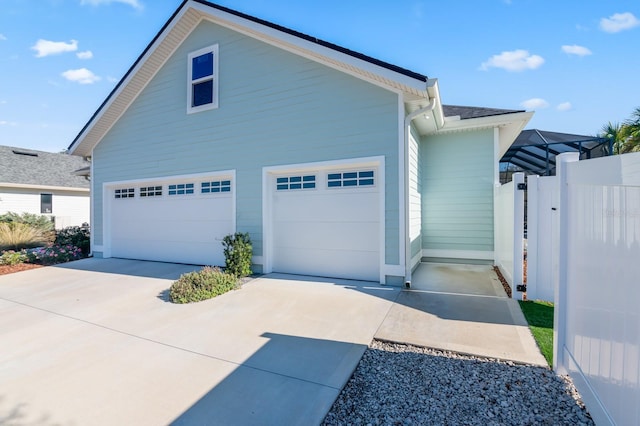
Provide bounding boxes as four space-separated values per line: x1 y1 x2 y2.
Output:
1 0 639 153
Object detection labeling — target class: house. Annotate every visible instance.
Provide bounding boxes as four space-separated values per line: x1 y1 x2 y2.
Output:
0 145 90 229
68 0 532 285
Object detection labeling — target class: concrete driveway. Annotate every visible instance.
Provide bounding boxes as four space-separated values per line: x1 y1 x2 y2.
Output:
0 258 398 425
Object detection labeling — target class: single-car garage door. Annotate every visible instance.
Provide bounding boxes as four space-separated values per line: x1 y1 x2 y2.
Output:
271 166 380 281
107 174 234 265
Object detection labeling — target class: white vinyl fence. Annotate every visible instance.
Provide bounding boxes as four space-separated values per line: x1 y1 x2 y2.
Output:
549 152 640 425
495 172 525 296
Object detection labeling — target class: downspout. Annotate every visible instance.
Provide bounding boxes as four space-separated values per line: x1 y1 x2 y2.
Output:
403 98 436 288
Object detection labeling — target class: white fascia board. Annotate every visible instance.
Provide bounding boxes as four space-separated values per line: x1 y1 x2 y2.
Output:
0 183 90 193
191 2 428 96
68 5 194 156
437 111 533 134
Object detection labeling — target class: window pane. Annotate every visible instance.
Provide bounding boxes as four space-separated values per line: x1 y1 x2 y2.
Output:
41 194 52 214
192 52 213 80
192 80 213 107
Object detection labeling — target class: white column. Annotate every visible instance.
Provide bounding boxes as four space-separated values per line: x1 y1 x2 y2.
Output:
526 175 539 300
513 172 525 299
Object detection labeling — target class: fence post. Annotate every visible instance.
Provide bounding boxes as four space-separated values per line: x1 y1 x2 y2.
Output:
526 175 539 300
553 152 579 372
513 172 525 299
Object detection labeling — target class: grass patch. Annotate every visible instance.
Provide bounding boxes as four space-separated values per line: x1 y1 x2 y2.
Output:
519 300 554 366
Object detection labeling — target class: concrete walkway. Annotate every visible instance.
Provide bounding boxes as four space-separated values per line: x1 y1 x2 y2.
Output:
0 259 398 425
375 262 547 366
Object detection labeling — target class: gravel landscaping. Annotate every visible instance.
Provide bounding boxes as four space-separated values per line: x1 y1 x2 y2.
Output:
323 340 593 425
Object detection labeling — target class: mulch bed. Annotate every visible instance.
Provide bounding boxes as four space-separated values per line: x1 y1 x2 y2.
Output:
0 263 43 276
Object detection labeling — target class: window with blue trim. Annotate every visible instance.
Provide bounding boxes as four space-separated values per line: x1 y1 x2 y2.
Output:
188 44 219 113
168 183 195 195
276 175 316 190
201 180 231 194
327 170 375 188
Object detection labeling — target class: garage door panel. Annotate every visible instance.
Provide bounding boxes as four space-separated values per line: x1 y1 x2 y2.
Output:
271 166 380 282
109 176 233 266
273 247 379 282
273 221 378 252
274 192 378 222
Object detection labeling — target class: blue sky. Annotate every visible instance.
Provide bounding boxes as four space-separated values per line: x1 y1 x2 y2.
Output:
1 0 639 153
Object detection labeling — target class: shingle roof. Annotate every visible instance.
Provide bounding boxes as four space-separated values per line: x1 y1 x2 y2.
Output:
0 145 90 189
443 105 525 120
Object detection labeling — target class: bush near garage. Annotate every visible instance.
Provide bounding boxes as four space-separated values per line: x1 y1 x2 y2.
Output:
55 225 90 256
170 266 240 304
222 232 253 277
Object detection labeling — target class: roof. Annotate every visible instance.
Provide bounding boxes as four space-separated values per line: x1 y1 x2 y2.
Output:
443 105 525 120
0 145 90 189
68 0 431 157
500 129 608 175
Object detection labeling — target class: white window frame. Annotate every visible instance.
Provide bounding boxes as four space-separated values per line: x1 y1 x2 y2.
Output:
187 44 219 114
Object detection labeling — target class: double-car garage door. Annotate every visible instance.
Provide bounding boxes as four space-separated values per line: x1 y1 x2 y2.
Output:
107 164 380 281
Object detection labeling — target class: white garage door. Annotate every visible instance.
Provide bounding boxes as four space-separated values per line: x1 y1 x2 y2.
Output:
271 167 380 281
108 175 233 266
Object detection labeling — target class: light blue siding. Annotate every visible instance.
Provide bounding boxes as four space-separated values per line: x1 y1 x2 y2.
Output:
421 129 495 253
92 20 400 267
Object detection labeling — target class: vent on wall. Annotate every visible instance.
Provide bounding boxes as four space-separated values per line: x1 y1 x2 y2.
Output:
12 149 39 157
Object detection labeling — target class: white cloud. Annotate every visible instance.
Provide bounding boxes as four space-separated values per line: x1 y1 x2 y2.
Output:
76 50 93 59
0 120 17 126
61 68 101 84
0 34 7 41
106 76 118 83
480 49 544 72
80 0 143 10
600 12 640 33
557 102 572 111
520 98 549 110
32 39 78 57
561 44 592 56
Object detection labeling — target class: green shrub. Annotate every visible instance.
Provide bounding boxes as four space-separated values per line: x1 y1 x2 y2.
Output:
0 212 55 233
0 250 28 266
222 232 253 277
170 266 239 304
55 226 90 256
0 222 51 251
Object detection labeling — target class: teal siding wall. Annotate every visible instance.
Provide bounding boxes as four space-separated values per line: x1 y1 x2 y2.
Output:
421 129 495 252
92 20 400 266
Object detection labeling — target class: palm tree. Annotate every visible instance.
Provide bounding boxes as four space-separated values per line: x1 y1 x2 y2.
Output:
623 107 640 152
600 121 628 154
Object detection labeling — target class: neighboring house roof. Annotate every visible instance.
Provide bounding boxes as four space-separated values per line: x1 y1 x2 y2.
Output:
500 129 608 176
0 145 90 190
443 105 525 120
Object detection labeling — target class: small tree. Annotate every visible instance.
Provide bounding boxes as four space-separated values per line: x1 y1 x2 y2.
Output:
222 232 252 277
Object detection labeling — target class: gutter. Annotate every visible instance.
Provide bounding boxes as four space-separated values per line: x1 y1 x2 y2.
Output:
403 97 437 288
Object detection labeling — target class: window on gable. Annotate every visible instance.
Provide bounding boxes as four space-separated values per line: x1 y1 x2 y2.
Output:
40 193 52 214
188 44 219 113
